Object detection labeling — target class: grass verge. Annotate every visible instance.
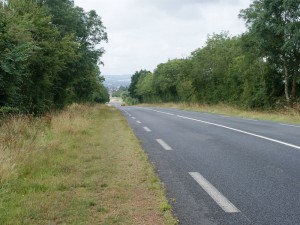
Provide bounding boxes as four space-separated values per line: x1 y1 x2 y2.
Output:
0 104 177 225
140 102 300 124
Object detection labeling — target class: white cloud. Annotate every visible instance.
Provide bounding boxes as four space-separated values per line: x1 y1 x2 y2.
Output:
74 0 252 75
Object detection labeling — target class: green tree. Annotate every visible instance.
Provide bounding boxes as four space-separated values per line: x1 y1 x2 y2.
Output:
128 70 150 100
0 0 77 113
41 0 108 106
240 0 300 105
0 0 108 114
136 72 154 102
153 59 192 102
190 33 239 103
0 3 34 109
112 86 128 97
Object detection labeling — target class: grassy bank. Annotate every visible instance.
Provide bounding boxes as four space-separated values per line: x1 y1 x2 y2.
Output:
140 102 300 124
0 104 177 225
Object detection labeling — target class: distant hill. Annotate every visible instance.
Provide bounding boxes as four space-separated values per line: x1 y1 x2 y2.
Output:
103 75 131 91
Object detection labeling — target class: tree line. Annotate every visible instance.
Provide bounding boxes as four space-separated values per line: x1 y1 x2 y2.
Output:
0 0 109 114
128 0 300 109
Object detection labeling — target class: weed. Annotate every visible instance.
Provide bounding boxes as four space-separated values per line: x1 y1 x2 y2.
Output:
0 104 177 224
97 206 106 212
160 202 172 212
101 183 108 188
88 200 96 207
57 183 68 191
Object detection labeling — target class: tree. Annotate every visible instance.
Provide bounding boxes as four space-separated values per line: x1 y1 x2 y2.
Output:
190 33 239 104
0 0 109 114
112 86 128 98
0 0 77 113
41 0 108 106
0 3 34 109
136 72 154 102
240 0 300 105
128 70 150 100
153 59 191 102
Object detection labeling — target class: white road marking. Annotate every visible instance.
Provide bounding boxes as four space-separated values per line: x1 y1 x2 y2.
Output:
132 117 135 119
153 110 175 116
143 127 151 132
243 118 258 122
189 172 240 213
279 123 300 128
156 139 173 150
136 120 141 124
125 112 129 116
177 115 300 151
219 115 230 118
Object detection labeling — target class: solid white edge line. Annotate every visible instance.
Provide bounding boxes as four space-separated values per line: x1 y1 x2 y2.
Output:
279 123 300 128
156 139 173 150
133 107 300 150
243 118 258 122
143 127 151 132
153 110 175 116
189 172 240 213
177 115 300 151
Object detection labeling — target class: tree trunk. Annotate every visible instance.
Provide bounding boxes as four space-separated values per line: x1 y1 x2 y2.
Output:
284 58 290 104
291 71 297 101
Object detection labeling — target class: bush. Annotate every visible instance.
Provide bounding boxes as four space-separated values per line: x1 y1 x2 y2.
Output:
0 107 20 116
125 97 139 105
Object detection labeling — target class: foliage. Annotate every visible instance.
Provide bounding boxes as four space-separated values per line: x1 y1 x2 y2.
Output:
239 0 300 105
128 1 300 109
0 0 109 114
112 86 128 98
129 33 280 109
128 70 151 101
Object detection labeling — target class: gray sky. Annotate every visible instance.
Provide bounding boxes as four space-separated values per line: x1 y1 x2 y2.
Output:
74 0 252 75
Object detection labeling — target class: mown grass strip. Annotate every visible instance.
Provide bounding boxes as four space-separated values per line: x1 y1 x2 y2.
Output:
0 104 177 225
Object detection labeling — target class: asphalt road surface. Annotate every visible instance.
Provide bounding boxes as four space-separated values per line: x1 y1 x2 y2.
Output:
113 103 300 225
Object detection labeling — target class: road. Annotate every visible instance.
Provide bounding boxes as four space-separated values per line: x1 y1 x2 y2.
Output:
113 103 300 225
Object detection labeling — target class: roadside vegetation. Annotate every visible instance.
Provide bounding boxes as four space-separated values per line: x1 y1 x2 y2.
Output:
127 0 300 112
0 0 109 115
0 104 177 225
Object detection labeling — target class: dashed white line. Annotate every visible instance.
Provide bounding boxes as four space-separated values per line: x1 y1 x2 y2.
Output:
132 117 135 119
156 139 173 150
143 127 151 132
177 115 300 151
136 120 141 124
189 172 240 213
279 123 300 128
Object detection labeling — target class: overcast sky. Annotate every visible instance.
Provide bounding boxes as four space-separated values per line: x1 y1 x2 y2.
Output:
74 0 252 76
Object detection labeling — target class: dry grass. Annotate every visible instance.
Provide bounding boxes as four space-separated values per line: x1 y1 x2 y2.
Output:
140 102 300 124
0 115 47 184
0 104 177 225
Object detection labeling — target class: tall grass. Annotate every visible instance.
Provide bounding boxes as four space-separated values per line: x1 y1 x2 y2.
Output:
0 115 46 184
0 104 177 224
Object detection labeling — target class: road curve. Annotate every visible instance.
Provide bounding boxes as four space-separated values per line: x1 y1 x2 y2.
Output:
113 103 300 225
